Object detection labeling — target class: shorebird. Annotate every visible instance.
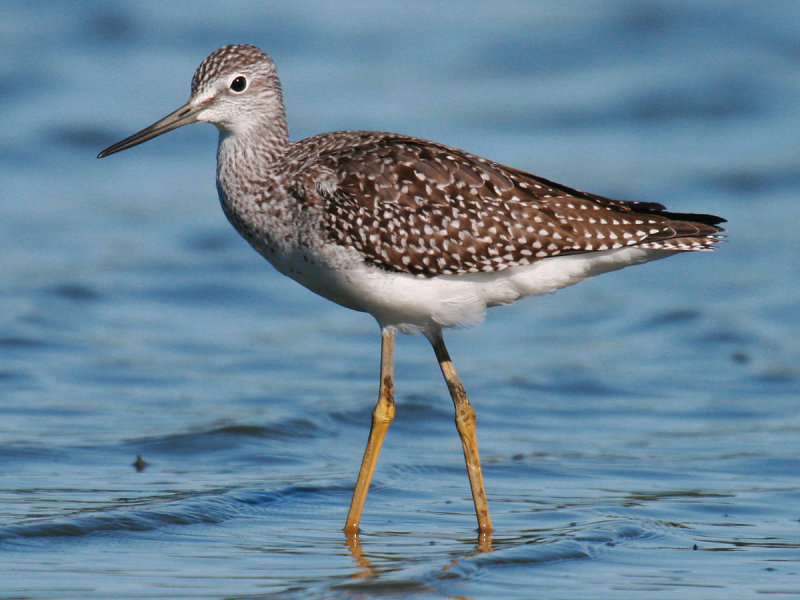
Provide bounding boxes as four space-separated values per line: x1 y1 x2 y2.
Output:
98 44 724 537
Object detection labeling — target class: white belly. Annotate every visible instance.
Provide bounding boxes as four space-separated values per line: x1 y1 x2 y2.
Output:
267 243 676 335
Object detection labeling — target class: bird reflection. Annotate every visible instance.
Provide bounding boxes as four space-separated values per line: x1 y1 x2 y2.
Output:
344 529 493 582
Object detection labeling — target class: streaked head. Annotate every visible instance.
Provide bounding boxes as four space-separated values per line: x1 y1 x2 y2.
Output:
98 44 284 158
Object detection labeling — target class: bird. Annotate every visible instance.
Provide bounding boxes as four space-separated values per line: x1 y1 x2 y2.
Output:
98 44 725 538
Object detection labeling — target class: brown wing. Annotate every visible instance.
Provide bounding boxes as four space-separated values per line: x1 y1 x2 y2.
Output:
292 132 725 277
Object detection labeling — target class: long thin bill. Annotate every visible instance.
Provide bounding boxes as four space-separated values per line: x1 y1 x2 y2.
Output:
97 101 201 158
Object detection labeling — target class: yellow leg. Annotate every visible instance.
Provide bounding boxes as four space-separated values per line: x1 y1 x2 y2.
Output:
430 331 493 535
344 328 395 537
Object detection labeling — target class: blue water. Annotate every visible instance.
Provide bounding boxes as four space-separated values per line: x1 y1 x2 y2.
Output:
2 1 799 598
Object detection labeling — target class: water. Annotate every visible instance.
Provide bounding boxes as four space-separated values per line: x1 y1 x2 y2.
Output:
2 1 799 598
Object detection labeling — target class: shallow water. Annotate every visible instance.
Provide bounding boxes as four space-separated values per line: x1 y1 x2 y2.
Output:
2 1 799 598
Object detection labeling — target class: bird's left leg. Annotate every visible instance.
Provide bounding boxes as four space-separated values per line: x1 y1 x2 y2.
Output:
428 330 493 535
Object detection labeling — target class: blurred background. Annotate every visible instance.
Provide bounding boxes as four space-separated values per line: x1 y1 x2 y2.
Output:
1 2 798 599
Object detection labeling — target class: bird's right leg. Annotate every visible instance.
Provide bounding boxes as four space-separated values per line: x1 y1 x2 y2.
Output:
344 327 396 537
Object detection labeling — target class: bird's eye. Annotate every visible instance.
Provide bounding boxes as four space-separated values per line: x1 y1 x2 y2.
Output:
230 76 247 93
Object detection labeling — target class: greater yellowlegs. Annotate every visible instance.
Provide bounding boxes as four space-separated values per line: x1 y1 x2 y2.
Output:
98 44 725 537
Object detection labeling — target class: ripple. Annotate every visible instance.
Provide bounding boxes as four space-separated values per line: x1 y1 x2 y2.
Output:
45 283 100 302
47 124 116 150
636 308 702 329
0 335 46 349
472 538 591 566
508 371 630 398
135 418 333 454
0 493 252 543
706 165 800 193
0 486 320 544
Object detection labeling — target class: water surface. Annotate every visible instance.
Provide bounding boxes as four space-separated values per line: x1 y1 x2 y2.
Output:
1 1 799 598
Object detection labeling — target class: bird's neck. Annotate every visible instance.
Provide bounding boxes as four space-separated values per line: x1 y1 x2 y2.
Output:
217 113 289 171
213 117 295 260
215 116 290 201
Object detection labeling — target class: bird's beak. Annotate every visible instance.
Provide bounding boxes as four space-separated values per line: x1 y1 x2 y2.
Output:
97 101 202 158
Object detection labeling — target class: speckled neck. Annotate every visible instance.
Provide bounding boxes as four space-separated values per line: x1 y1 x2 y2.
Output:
216 106 289 193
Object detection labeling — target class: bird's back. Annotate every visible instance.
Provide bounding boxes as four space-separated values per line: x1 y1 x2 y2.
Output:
284 131 724 277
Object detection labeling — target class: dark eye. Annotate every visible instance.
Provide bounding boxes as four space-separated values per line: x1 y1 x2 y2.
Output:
230 76 247 92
